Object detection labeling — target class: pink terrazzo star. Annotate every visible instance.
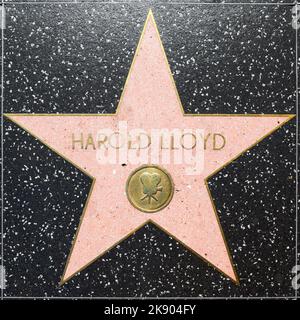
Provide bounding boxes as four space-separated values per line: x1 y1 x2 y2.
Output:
6 10 294 285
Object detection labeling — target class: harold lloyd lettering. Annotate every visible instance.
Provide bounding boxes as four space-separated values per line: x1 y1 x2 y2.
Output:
71 129 226 151
70 121 226 175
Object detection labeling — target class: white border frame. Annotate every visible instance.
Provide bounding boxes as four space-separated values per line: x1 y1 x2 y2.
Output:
0 0 298 300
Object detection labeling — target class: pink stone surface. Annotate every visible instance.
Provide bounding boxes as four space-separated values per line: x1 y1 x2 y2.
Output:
6 12 293 284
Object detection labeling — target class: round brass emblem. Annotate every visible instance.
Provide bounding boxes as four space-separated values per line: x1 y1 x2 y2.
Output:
126 165 174 213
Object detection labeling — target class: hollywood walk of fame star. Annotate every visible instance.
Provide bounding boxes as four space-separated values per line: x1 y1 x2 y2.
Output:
5 10 294 285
